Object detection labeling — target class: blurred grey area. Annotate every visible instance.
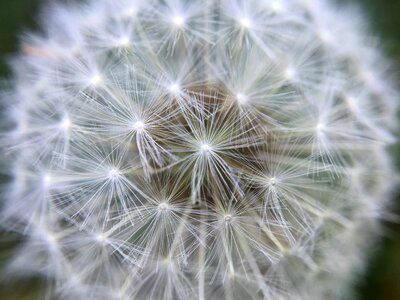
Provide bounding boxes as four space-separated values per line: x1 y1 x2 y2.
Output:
0 0 398 299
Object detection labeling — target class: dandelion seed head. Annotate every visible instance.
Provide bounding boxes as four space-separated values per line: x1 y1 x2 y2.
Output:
1 0 398 299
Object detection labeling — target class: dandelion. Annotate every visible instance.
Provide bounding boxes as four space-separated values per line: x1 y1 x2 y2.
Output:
0 0 398 299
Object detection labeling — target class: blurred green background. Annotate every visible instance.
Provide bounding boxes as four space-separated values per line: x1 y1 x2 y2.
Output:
0 0 399 299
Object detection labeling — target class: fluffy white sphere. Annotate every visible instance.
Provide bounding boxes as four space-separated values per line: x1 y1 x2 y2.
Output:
0 0 398 299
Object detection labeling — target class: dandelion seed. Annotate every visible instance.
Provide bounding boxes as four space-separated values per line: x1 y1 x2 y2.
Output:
315 121 326 134
284 67 296 80
118 36 130 47
168 83 180 94
42 174 52 187
59 117 71 131
90 74 102 86
132 120 145 132
224 215 232 223
199 142 212 153
270 2 283 14
96 233 108 243
108 168 120 180
236 93 248 105
172 15 185 27
239 17 251 29
158 202 169 211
